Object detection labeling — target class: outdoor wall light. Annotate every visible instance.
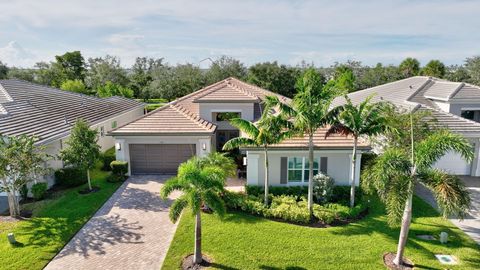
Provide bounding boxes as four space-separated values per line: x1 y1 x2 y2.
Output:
202 143 207 151
243 157 247 166
115 142 122 151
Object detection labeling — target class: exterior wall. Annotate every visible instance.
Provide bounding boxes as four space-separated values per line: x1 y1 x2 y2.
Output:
92 106 144 151
433 137 479 176
114 135 213 175
433 100 450 113
246 149 362 187
198 103 255 122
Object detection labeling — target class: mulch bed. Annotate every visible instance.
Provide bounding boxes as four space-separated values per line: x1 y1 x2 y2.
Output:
181 254 212 270
78 186 101 195
383 252 414 270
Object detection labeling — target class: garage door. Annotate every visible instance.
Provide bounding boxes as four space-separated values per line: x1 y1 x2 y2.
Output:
130 144 196 174
434 150 472 175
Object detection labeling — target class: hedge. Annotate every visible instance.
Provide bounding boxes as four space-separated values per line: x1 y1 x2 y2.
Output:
55 167 88 187
108 161 129 182
100 147 116 171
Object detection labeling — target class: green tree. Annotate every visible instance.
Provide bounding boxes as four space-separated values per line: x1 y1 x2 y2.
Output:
60 119 100 191
160 156 228 265
0 60 8 79
0 135 49 217
364 122 473 267
332 66 356 92
421 60 446 78
205 56 247 84
445 65 470 82
54 51 86 82
465 56 480 85
6 67 35 82
247 61 300 98
97 81 134 98
325 96 388 207
356 63 402 90
399 57 420 78
223 99 292 205
85 55 129 91
129 57 164 98
271 68 340 212
60 79 89 94
34 61 62 86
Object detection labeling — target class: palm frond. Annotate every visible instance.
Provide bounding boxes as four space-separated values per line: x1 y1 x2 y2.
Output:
222 137 257 151
418 169 471 219
169 194 188 223
228 118 260 139
204 190 226 219
324 123 353 139
200 166 226 191
201 152 237 177
160 177 183 200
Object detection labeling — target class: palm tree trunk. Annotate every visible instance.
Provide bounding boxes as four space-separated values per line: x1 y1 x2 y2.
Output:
307 133 314 213
264 146 269 206
194 211 202 264
349 136 358 208
87 169 92 190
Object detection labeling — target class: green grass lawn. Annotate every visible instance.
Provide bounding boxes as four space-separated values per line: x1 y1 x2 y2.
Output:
163 196 480 270
0 164 122 270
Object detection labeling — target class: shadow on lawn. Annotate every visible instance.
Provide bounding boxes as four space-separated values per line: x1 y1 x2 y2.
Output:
259 266 307 270
19 214 144 258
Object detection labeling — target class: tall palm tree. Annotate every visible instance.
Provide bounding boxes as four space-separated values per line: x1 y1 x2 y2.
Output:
364 119 473 267
268 68 340 212
325 95 388 207
160 157 227 265
223 104 292 205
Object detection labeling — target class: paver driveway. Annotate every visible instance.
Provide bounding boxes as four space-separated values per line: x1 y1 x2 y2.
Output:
45 175 180 270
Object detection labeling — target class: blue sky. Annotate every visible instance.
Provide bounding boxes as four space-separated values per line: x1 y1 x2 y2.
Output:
0 0 479 67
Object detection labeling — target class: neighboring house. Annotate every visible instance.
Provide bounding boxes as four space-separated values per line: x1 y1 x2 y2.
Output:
111 78 367 186
0 80 145 189
332 76 480 176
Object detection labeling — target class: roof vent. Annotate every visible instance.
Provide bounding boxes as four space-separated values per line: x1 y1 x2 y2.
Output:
409 85 413 89
63 114 69 125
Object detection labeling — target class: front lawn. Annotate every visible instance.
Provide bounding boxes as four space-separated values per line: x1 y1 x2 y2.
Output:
163 196 480 270
0 164 122 270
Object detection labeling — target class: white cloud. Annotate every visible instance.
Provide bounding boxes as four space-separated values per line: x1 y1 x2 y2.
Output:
0 41 38 67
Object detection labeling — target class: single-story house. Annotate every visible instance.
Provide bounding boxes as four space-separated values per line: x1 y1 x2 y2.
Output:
111 78 367 186
0 79 145 190
332 76 480 177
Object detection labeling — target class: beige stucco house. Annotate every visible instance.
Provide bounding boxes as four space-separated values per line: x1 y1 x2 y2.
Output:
0 80 145 190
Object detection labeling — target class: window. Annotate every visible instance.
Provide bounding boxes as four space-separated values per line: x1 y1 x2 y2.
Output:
287 157 320 183
111 121 117 129
461 110 474 120
100 126 105 137
215 112 241 121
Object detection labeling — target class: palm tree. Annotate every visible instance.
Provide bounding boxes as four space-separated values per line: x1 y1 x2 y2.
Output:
268 68 340 212
223 103 292 205
160 157 228 265
364 115 473 267
325 95 388 207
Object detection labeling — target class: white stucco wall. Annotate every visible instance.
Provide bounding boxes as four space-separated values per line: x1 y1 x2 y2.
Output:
114 135 213 175
246 149 362 187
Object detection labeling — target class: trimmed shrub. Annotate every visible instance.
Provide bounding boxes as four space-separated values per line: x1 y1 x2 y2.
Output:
31 183 48 200
246 185 308 197
101 148 116 171
110 161 128 182
20 184 29 201
331 186 362 204
313 173 335 204
55 167 87 187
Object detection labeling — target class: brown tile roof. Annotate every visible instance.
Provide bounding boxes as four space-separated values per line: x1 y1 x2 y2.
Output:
0 80 144 144
194 82 259 103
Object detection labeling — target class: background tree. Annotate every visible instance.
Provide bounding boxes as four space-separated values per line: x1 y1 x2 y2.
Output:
0 60 8 79
6 67 35 82
129 57 164 98
54 51 86 82
60 119 100 191
445 64 471 82
223 100 292 205
0 135 49 217
205 56 247 84
97 81 134 98
398 58 420 78
85 55 129 91
326 96 387 207
160 157 227 265
465 56 480 85
332 66 356 93
356 63 402 90
363 117 473 267
421 60 446 78
247 61 300 97
60 79 89 95
34 61 61 86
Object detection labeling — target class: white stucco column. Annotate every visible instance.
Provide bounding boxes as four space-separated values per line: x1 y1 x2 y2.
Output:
472 140 480 176
198 138 211 157
246 153 259 186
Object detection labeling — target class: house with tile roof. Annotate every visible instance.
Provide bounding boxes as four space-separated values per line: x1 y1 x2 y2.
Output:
332 76 480 176
111 77 368 186
0 79 145 189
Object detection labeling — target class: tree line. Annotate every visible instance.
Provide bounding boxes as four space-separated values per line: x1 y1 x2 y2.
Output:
1 51 480 100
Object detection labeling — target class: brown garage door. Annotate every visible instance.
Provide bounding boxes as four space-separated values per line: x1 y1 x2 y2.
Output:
129 144 196 174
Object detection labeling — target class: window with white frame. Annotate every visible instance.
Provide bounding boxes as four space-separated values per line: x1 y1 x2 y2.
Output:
287 157 319 182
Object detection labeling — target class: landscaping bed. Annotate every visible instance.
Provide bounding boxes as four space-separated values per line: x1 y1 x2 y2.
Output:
0 163 122 270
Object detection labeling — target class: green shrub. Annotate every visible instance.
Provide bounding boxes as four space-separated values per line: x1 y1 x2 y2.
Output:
331 186 362 204
106 174 124 183
55 167 87 187
31 182 48 200
101 147 116 171
246 185 307 197
313 173 335 204
110 161 128 181
269 195 310 224
20 184 29 201
312 205 336 224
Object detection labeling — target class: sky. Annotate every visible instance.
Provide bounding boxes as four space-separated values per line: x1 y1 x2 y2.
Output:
0 0 479 68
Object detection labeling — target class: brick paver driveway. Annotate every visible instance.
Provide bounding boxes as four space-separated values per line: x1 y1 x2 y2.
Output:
45 175 180 270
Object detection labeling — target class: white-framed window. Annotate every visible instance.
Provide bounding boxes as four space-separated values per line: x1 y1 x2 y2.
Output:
287 157 319 183
100 126 105 137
